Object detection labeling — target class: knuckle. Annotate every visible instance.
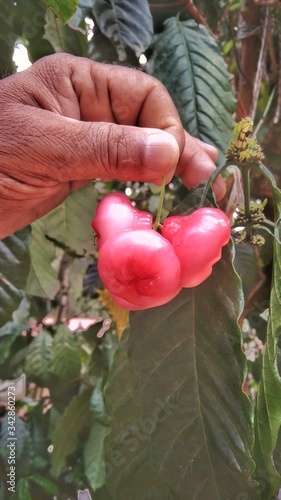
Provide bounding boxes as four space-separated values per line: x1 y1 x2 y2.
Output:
96 124 127 174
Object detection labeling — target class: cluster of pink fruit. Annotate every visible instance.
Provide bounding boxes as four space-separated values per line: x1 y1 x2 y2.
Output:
91 194 231 310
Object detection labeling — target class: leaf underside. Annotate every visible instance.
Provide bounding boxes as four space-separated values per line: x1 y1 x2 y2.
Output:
51 389 92 474
147 18 236 161
105 234 257 498
92 0 153 60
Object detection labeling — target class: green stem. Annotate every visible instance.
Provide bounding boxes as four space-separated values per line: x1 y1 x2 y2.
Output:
262 219 275 230
153 176 166 230
252 86 276 139
241 166 252 240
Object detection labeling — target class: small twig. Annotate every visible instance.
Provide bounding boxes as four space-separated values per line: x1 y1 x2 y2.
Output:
250 7 271 120
268 29 278 80
252 85 276 137
215 3 232 38
241 167 253 242
236 2 261 119
180 0 216 37
79 376 94 388
150 0 217 38
273 22 281 124
253 1 281 5
57 252 72 324
149 1 182 7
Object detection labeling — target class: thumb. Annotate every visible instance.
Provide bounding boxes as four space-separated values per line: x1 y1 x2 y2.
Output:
81 122 180 184
9 108 180 185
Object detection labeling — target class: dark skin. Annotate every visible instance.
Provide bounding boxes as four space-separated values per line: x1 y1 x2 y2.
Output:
0 53 225 240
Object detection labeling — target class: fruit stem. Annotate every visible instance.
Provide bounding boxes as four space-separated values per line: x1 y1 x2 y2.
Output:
153 176 166 230
241 166 252 241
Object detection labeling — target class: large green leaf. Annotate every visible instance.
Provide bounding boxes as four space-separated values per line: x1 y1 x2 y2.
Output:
51 324 81 379
234 242 258 298
0 415 32 477
39 183 97 256
254 165 281 498
29 475 59 496
88 22 121 63
15 479 32 500
0 228 31 327
83 422 110 491
0 322 27 365
26 218 60 300
27 184 97 300
128 248 257 498
25 330 54 385
104 329 178 498
44 0 79 24
51 389 92 473
44 8 87 55
147 18 236 161
92 0 153 60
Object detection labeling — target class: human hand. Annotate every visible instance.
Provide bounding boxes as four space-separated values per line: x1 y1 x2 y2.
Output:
0 53 224 239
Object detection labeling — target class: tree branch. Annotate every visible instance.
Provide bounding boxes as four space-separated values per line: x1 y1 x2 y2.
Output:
273 21 281 124
180 0 216 37
250 7 271 119
236 0 261 119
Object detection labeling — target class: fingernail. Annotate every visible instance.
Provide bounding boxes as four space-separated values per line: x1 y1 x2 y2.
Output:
146 132 179 172
203 142 217 150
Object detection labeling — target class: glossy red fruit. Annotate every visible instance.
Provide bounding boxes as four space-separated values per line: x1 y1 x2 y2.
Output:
92 193 152 248
162 207 231 287
109 293 146 311
97 229 182 310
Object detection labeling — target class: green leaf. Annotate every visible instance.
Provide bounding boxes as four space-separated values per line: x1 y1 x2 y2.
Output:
44 0 79 24
26 218 60 299
0 322 27 365
254 164 281 498
15 478 32 500
234 242 258 298
229 1 243 11
51 324 81 379
39 183 98 256
25 330 53 385
92 0 153 60
29 475 59 496
83 423 110 491
147 18 236 161
90 378 109 424
0 228 31 327
1 415 32 477
104 329 174 498
127 245 257 498
88 21 119 63
44 8 87 55
51 389 92 473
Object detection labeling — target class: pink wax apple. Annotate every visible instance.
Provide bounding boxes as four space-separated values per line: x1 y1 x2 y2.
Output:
91 193 152 248
162 207 231 287
97 229 182 309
